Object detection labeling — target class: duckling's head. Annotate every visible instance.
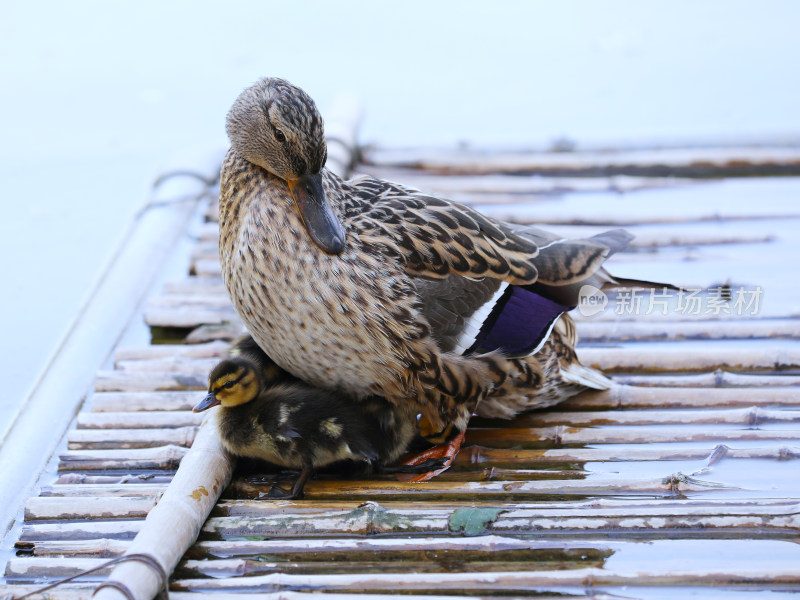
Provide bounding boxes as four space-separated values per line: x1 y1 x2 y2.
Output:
226 77 345 255
194 357 262 412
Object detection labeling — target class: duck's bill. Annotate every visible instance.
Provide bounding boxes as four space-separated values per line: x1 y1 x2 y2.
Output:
193 392 220 413
287 172 346 255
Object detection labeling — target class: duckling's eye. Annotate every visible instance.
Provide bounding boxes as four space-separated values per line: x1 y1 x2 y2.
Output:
223 381 236 390
274 129 287 143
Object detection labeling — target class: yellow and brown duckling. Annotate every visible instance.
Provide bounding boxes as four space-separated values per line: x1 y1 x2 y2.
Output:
194 338 441 499
219 77 673 475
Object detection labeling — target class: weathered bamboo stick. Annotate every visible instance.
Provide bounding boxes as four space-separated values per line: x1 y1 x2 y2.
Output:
114 341 229 361
92 417 235 600
192 259 224 277
41 484 168 498
464 426 800 447
25 496 160 521
577 318 800 342
212 497 798 519
78 411 203 430
0 588 598 600
223 474 737 504
579 343 800 373
191 534 625 559
355 167 687 196
563 385 800 410
88 391 199 413
363 144 800 176
162 276 225 295
115 358 219 374
5 558 112 580
58 445 188 471
143 307 238 329
170 565 800 592
67 427 198 450
146 295 231 309
611 372 800 387
94 371 206 393
479 407 800 428
454 444 799 466
54 473 174 486
202 508 797 539
185 322 245 345
15 538 130 557
176 558 591 578
19 520 143 542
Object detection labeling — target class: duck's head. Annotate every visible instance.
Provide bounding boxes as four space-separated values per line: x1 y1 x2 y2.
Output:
194 358 262 412
226 77 345 255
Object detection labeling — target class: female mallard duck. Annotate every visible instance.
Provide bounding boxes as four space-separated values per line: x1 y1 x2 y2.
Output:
195 336 442 499
219 77 669 474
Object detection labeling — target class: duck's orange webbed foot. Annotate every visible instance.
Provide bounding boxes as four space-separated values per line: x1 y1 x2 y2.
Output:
396 422 467 482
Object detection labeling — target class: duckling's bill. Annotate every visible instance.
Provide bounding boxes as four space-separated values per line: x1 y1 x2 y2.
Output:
286 172 346 255
193 392 220 412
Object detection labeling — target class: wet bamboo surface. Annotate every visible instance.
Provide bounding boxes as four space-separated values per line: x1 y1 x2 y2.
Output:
3 143 800 600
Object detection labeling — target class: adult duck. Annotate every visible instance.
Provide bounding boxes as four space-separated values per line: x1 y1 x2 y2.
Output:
219 77 665 474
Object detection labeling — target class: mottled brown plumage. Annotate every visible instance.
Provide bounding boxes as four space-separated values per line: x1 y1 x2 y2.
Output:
219 77 664 446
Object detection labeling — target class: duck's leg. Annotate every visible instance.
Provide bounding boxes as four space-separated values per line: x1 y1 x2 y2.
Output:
396 425 467 482
266 464 313 500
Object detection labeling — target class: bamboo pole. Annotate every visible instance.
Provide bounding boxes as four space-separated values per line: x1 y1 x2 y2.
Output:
91 417 235 600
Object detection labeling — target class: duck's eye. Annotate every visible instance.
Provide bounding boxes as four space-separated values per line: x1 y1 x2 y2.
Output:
274 129 287 143
223 381 236 390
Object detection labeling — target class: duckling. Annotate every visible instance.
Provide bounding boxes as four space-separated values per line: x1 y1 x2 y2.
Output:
194 346 441 499
219 77 674 476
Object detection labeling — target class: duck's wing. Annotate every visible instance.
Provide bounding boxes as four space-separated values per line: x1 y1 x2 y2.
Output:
340 175 540 285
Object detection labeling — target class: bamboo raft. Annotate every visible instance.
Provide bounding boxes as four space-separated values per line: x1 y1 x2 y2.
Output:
2 119 800 599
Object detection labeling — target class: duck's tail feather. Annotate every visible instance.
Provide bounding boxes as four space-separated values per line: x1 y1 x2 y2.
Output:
560 361 614 391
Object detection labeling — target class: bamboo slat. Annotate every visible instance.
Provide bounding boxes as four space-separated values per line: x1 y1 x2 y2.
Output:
362 145 800 176
576 318 800 342
67 427 198 450
88 391 199 412
579 341 800 373
170 567 800 593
